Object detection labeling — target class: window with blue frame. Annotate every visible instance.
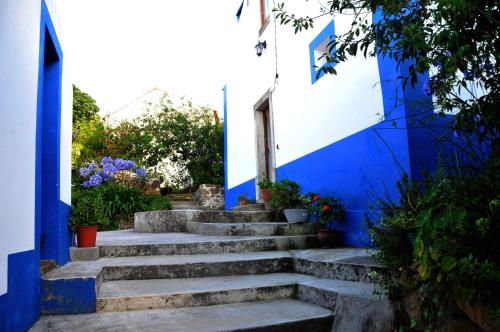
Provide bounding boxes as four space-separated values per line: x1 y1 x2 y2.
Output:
309 20 336 84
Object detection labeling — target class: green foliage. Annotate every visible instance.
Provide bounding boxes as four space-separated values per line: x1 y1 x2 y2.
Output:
369 164 500 329
269 179 307 209
71 182 171 231
142 195 172 211
73 85 100 125
258 177 273 189
137 97 224 189
72 117 108 168
71 92 224 191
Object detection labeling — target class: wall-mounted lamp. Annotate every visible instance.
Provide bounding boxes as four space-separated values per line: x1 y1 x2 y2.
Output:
255 40 267 57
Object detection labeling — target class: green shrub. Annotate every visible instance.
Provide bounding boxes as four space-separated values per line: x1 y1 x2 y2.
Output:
369 165 500 329
143 195 172 211
257 177 273 189
269 179 306 209
71 182 171 231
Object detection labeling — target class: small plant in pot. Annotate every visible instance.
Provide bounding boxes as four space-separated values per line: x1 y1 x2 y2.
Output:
71 157 152 246
237 193 250 206
269 179 309 223
307 193 345 247
257 176 273 202
70 192 107 247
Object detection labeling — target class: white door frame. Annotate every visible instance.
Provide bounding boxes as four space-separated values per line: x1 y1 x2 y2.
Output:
253 89 277 200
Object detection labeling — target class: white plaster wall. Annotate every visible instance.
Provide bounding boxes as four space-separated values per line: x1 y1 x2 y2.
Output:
46 0 73 206
226 1 384 189
0 0 71 295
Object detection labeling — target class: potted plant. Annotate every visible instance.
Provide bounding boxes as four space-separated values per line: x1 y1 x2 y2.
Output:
70 192 104 247
257 176 273 202
307 193 345 246
269 179 309 223
237 193 250 206
71 157 149 247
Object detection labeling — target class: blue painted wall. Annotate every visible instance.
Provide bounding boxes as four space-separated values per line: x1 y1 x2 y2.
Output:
41 277 97 314
37 1 69 266
0 251 40 332
224 11 454 247
225 178 257 210
0 2 70 331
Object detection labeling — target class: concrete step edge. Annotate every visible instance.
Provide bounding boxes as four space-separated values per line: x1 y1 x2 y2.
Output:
33 299 334 332
98 235 318 258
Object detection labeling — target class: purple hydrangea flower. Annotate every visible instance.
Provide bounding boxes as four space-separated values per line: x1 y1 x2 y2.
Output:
80 162 99 178
114 158 128 170
102 156 113 166
127 160 136 169
82 180 91 188
99 171 113 181
103 162 118 176
114 158 136 170
79 166 92 178
89 161 98 170
88 174 103 187
135 168 147 177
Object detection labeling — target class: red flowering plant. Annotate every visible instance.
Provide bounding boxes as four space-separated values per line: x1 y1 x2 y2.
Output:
305 193 346 230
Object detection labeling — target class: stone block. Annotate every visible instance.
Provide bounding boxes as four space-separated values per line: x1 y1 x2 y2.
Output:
195 184 225 210
70 246 100 261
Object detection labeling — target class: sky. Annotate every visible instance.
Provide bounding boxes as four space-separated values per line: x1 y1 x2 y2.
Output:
59 0 235 117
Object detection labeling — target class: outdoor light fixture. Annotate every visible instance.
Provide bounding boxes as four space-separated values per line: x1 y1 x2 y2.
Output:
255 40 267 57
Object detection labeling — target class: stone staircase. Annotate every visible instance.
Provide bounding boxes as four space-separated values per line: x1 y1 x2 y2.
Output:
32 209 393 331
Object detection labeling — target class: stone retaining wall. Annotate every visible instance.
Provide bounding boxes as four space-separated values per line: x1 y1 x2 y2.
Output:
195 184 224 210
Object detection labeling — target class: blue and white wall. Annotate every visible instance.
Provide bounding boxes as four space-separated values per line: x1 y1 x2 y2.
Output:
224 1 449 246
0 1 72 330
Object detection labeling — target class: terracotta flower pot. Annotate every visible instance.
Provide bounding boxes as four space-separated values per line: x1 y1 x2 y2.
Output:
260 188 271 202
77 225 97 248
317 229 337 247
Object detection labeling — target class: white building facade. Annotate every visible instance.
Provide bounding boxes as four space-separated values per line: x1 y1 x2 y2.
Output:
224 1 448 246
0 1 72 330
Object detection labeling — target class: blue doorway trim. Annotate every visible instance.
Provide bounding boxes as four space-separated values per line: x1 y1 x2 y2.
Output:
35 0 65 265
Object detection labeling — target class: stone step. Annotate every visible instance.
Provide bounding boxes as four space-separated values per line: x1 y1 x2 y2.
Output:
169 200 197 210
231 203 266 211
95 230 317 258
96 273 308 312
96 273 391 317
41 248 382 315
186 221 316 236
135 209 276 233
291 248 384 283
41 251 293 314
32 299 334 332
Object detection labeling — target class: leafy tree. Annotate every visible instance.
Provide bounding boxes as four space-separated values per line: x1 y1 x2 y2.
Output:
137 95 224 189
72 86 106 168
72 85 100 125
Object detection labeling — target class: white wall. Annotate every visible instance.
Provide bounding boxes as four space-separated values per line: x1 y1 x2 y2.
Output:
226 1 384 189
0 0 71 295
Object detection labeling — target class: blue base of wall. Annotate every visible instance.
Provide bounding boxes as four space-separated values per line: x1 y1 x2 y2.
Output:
0 201 71 331
225 116 453 247
225 178 256 210
41 278 96 314
0 250 40 332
